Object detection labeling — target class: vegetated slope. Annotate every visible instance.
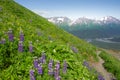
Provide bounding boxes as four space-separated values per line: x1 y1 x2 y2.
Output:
0 0 98 80
99 51 120 80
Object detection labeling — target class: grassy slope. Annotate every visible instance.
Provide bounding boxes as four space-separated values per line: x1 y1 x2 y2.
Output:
0 0 98 79
99 51 120 80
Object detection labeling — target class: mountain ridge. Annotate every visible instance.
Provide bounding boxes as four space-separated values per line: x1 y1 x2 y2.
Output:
48 16 120 25
47 16 120 39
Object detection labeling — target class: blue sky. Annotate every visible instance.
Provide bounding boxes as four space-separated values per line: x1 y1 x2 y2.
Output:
15 0 120 19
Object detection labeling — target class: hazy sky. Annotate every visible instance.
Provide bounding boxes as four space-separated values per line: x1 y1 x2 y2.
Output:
15 0 120 19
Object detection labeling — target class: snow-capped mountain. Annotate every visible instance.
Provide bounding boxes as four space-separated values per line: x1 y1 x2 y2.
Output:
47 16 120 39
48 17 71 24
47 16 120 25
70 17 94 25
100 16 120 24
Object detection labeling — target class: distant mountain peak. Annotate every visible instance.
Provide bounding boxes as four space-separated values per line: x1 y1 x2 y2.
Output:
48 17 71 24
48 16 120 25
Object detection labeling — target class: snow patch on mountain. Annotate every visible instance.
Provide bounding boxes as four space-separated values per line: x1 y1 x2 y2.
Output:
48 16 120 25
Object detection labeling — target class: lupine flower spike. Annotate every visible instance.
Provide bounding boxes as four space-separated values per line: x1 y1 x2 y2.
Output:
8 28 14 41
63 60 67 73
56 76 61 80
98 74 105 80
29 70 35 80
34 59 38 68
38 65 43 75
20 30 24 41
71 46 78 53
48 59 54 75
54 61 60 79
0 38 6 44
18 41 23 52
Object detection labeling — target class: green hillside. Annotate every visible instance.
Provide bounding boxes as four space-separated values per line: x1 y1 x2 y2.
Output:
0 0 98 80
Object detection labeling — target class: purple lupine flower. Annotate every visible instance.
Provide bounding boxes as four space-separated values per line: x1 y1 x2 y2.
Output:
8 29 14 41
38 65 43 75
29 41 33 53
20 31 24 41
29 70 35 80
54 61 60 79
55 61 60 70
48 68 54 75
63 60 67 73
0 38 6 44
54 68 59 79
83 60 92 70
71 46 78 53
18 41 23 52
48 59 54 75
48 59 53 69
83 60 89 67
41 52 46 63
48 63 53 70
39 57 43 63
34 59 38 68
98 74 105 80
56 76 61 80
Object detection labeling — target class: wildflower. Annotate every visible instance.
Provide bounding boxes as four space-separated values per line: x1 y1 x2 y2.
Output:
41 52 46 63
38 65 43 75
39 57 43 63
29 41 33 53
54 68 59 79
71 46 78 53
98 74 105 80
29 70 35 80
55 61 60 70
18 41 23 52
83 60 89 68
48 68 54 75
56 76 61 80
0 38 6 44
8 28 14 41
63 60 67 73
20 31 24 41
48 63 53 70
48 59 54 75
34 59 38 68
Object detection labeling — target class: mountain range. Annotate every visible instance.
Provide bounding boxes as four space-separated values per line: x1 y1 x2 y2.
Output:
48 16 120 39
48 16 120 25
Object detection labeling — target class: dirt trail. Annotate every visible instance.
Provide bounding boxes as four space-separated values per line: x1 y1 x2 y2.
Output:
104 49 120 61
90 51 112 80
